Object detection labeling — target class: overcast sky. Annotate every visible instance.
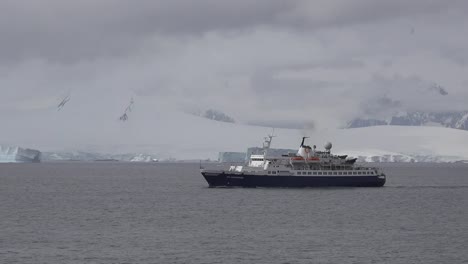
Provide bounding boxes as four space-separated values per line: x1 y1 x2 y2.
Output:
1 0 467 153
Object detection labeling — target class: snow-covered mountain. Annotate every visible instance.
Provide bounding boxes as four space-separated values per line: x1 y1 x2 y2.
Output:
39 123 468 163
3 108 468 162
316 126 468 163
348 111 468 131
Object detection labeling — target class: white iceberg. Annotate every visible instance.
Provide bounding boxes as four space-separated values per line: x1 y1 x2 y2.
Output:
0 145 41 163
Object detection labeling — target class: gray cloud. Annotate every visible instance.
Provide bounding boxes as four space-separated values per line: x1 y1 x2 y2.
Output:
1 0 467 63
0 0 293 62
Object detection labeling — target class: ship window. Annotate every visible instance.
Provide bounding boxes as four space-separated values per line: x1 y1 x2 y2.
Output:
333 172 337 175
268 171 271 174
338 172 342 175
353 172 357 175
313 172 317 175
318 172 322 175
308 172 311 175
272 171 277 175
343 172 347 175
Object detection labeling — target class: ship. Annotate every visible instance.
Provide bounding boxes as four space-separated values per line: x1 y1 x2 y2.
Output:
0 145 41 163
201 134 386 187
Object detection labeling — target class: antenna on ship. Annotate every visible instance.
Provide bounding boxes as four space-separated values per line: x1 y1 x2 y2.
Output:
263 128 275 149
262 128 275 165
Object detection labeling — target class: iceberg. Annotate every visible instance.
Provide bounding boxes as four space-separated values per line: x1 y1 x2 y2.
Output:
0 145 41 163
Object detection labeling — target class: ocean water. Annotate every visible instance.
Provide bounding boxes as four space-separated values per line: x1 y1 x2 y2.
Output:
1 162 467 264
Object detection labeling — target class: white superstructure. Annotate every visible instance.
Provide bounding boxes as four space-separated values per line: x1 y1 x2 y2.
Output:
239 134 383 177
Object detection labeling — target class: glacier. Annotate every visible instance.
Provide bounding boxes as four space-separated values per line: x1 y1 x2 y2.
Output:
0 145 41 163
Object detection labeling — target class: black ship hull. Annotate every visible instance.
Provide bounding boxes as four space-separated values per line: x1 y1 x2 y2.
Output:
202 171 386 188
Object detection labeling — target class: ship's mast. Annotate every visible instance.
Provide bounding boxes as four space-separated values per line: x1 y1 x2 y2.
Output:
262 130 275 165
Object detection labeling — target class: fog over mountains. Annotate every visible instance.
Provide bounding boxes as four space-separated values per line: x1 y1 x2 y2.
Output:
1 1 468 159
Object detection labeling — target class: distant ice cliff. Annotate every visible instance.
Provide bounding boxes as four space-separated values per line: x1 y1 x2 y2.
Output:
0 145 41 163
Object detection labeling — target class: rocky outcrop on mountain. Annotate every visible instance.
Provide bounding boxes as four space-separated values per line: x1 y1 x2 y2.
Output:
203 109 235 123
347 111 468 130
188 109 235 123
428 83 448 96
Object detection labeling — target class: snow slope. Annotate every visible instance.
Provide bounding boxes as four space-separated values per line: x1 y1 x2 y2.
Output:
332 126 468 162
2 110 468 161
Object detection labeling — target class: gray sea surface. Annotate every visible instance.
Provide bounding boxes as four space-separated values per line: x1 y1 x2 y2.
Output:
1 162 467 264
